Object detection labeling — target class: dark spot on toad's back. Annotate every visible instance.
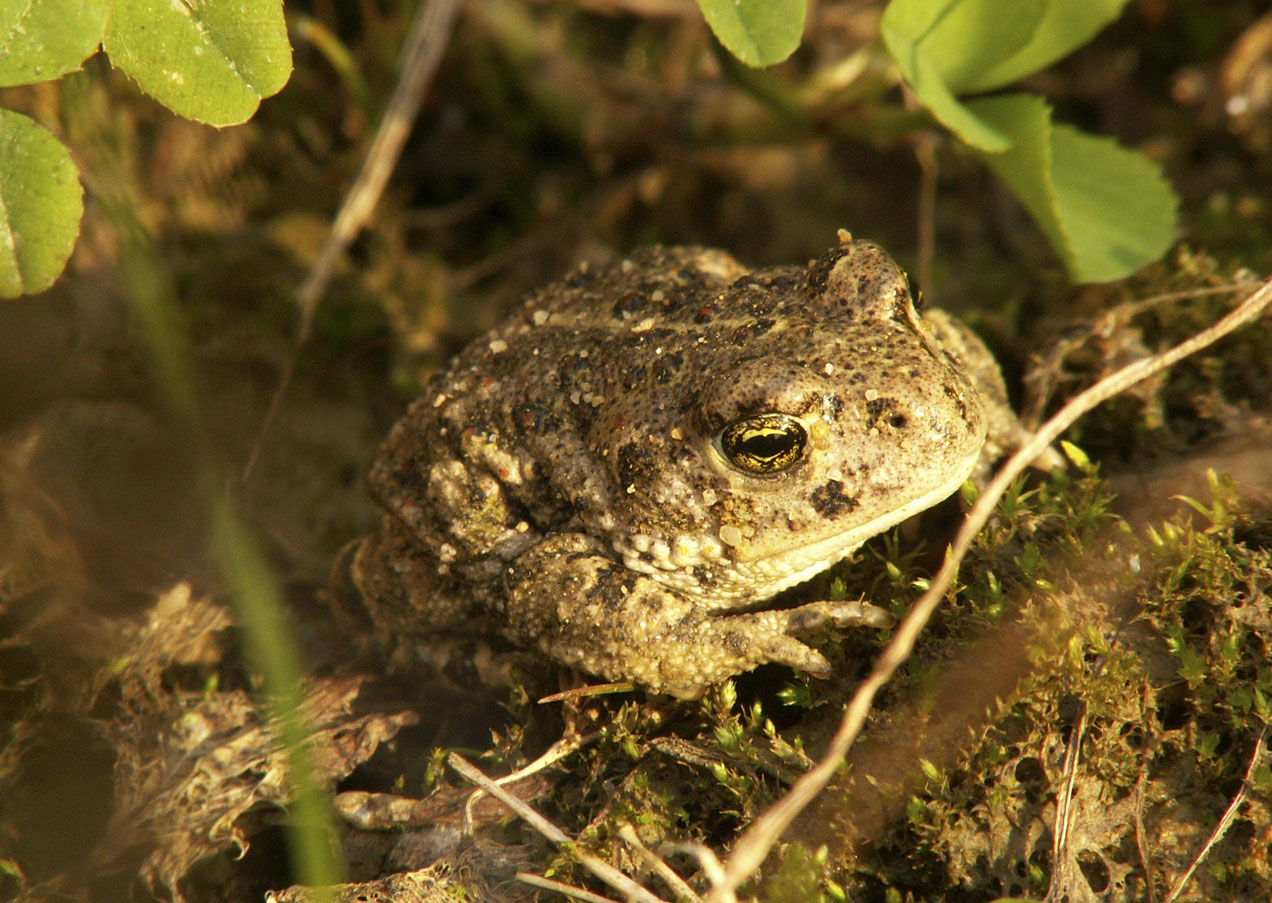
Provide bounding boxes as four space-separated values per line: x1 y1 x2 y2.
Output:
664 289 695 312
616 443 650 489
514 404 562 433
731 323 763 345
620 364 648 390
573 402 597 427
614 291 647 315
653 352 684 383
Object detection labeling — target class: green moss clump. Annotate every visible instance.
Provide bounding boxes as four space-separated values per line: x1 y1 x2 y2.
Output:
854 470 1272 902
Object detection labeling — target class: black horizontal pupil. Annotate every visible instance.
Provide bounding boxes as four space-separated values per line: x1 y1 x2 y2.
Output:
740 431 794 459
721 415 806 473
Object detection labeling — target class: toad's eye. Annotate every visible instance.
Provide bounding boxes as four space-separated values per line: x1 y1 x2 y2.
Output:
719 414 807 475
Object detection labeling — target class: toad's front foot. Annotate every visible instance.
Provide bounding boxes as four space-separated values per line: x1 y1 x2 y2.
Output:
704 598 895 684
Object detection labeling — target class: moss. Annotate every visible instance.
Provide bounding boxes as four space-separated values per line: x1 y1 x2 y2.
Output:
835 471 1272 902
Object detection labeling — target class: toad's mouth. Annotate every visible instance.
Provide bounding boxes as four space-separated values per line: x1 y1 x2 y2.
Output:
618 450 981 609
719 455 979 602
737 462 971 597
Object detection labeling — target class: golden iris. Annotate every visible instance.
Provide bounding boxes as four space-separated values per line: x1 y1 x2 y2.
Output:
720 414 807 474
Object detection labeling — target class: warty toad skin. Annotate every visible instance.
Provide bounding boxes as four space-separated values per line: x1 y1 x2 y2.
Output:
334 233 1035 698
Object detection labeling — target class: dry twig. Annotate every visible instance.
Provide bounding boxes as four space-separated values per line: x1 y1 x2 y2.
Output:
1163 721 1271 903
619 824 702 903
245 0 461 479
1022 278 1262 427
1044 700 1088 902
1133 685 1160 903
448 753 670 903
461 731 597 829
516 872 625 903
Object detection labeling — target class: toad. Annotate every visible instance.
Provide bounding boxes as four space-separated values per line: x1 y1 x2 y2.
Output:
335 232 1037 698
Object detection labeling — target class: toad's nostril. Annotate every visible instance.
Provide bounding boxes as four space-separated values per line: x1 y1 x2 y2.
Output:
889 413 909 429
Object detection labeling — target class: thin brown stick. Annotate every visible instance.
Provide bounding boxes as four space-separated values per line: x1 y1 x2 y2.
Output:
705 275 1272 903
1163 721 1270 903
1134 685 1159 903
448 753 670 903
244 0 461 480
1022 280 1262 426
516 872 625 903
461 731 596 829
661 844 726 893
1134 773 1156 903
1044 701 1088 902
619 824 702 903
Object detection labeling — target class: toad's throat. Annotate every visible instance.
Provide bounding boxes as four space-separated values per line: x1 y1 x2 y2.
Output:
615 453 980 609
